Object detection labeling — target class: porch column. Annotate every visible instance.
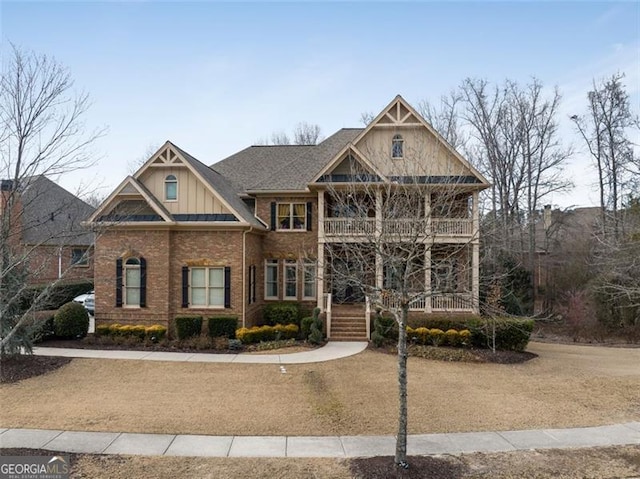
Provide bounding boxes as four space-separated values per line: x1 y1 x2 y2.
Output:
425 247 432 313
425 190 431 234
317 190 325 310
375 188 383 291
472 191 480 314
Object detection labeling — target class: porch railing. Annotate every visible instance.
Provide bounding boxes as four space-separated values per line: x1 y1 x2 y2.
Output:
323 217 472 237
431 293 474 311
380 293 428 311
324 218 375 236
431 218 473 236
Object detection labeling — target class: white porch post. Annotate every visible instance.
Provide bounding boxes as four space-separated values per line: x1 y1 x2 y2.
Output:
375 188 383 290
425 190 431 234
472 191 480 314
317 190 325 310
425 247 432 313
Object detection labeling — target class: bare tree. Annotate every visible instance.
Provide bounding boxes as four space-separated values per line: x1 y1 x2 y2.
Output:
293 121 323 145
461 78 572 313
417 91 467 151
319 139 482 466
256 122 323 146
0 45 103 355
127 142 161 174
571 73 636 240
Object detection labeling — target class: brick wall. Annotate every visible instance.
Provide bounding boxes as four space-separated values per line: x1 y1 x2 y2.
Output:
95 229 171 327
26 245 94 284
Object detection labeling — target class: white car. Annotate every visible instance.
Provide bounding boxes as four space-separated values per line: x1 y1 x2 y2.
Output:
74 290 95 314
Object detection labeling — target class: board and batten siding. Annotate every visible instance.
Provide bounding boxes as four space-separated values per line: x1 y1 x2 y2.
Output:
139 168 232 215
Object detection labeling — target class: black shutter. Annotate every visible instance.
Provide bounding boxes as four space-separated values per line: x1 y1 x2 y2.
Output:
181 266 189 308
115 258 123 307
270 202 276 230
224 266 231 308
139 257 147 307
306 201 312 231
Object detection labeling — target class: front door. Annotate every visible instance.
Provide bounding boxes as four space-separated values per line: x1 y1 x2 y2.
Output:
330 259 365 304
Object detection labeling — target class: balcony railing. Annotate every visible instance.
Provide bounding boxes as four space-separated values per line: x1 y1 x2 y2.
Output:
432 293 474 311
376 291 473 312
324 218 375 236
324 217 472 238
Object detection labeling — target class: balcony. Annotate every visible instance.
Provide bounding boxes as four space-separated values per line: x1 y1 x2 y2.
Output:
323 217 473 240
379 292 474 312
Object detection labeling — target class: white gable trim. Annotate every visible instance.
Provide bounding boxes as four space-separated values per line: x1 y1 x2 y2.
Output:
352 95 491 186
87 176 174 223
310 144 388 184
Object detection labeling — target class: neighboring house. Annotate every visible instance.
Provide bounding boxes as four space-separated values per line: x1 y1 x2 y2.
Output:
89 96 490 339
0 175 95 284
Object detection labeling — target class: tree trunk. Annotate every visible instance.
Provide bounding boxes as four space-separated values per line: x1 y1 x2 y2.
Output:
394 306 409 466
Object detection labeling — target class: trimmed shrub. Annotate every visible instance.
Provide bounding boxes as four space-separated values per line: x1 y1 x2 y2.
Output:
459 329 471 346
374 314 396 339
175 315 203 339
145 325 167 342
469 317 534 352
300 316 314 339
429 328 445 346
371 330 385 347
263 302 301 326
308 324 324 345
95 324 111 336
445 329 461 346
32 313 56 343
130 325 147 340
236 323 299 344
108 323 122 336
208 316 238 339
54 301 89 339
228 339 243 350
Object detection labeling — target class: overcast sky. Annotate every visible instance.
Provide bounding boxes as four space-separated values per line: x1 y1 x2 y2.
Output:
2 1 638 208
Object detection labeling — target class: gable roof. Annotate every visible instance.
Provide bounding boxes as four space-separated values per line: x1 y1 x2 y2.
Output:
351 95 490 186
19 175 95 246
212 128 363 192
87 176 174 224
167 142 265 228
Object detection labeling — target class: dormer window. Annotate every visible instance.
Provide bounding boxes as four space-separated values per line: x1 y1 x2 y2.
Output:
392 134 404 159
165 175 177 201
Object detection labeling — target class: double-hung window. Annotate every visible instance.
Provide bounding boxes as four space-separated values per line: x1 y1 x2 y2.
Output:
191 267 225 307
277 203 306 230
165 175 178 201
265 260 278 299
303 262 316 299
71 247 89 266
284 260 297 300
124 258 141 307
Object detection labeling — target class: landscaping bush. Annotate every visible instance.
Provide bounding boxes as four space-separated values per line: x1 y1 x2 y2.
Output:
130 325 147 340
32 312 56 343
175 315 203 339
95 324 111 336
207 316 238 339
445 329 461 346
54 301 89 339
459 329 471 346
308 325 323 345
373 313 396 339
407 314 480 331
145 325 167 342
263 303 301 326
300 316 314 339
236 323 299 344
469 317 534 352
20 280 94 311
429 328 445 346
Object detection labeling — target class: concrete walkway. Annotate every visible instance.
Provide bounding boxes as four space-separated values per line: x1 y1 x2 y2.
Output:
32 341 369 364
1 423 638 457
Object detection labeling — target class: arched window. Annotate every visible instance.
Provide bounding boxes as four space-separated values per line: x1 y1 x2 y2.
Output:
165 175 177 201
124 257 141 306
392 134 404 159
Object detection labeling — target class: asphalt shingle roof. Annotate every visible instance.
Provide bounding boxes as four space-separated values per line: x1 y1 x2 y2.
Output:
211 128 363 191
20 175 95 246
170 143 265 228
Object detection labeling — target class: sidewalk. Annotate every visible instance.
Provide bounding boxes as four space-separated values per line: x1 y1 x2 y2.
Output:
32 341 369 364
1 423 639 457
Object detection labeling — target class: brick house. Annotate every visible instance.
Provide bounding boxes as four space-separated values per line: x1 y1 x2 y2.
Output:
1 175 95 285
89 96 490 338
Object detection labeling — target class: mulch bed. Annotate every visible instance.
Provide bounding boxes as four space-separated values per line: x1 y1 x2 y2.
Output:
350 456 468 479
0 355 72 384
371 343 537 364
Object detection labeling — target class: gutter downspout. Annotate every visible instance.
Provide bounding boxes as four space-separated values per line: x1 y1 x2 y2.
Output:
241 227 254 328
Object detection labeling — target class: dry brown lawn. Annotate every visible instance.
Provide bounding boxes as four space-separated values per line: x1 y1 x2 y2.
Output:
6 446 638 479
0 342 638 436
